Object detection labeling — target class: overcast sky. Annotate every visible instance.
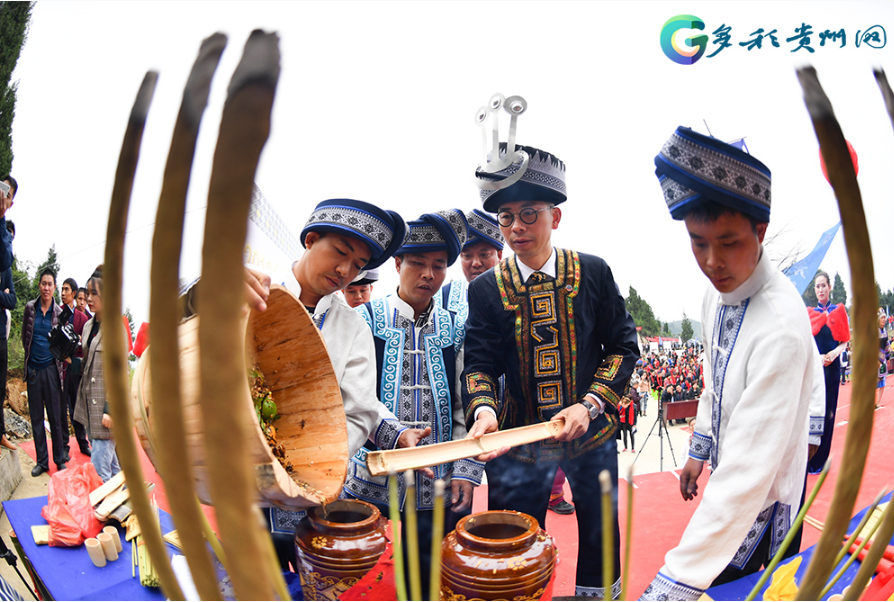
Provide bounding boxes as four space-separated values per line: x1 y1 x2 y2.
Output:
8 1 894 328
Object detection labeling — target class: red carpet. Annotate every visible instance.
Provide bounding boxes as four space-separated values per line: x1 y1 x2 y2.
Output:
17 379 893 599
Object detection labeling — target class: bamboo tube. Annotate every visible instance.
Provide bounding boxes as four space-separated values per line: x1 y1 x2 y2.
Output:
820 513 884 599
621 466 633 601
746 459 830 601
830 489 887 572
430 479 445 602
845 496 894 600
404 470 422 601
599 470 613 597
795 67 878 601
197 30 284 601
103 71 185 600
148 33 227 601
389 473 407 602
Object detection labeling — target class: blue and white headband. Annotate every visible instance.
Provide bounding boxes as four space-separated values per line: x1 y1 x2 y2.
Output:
301 199 407 270
464 209 503 251
397 209 468 266
655 127 771 222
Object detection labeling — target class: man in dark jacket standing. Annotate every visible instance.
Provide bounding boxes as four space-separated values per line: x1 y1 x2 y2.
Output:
59 277 91 458
22 268 66 476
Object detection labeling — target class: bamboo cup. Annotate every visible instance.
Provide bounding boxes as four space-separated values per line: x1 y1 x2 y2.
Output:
86 538 107 567
99 532 119 561
103 526 123 553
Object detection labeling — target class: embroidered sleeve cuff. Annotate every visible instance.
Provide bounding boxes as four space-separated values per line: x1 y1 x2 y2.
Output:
640 573 704 601
374 418 407 450
809 415 825 437
452 459 484 486
586 382 621 411
689 432 711 462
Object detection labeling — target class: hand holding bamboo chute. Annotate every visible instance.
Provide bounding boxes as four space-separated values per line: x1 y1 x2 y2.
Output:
365 419 564 476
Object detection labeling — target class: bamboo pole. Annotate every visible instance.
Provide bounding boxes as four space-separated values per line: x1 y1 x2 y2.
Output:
196 30 284 601
429 479 445 602
845 499 894 600
389 473 407 602
148 33 227 601
103 71 185 601
621 467 633 601
599 470 614 597
819 513 883 599
404 470 422 601
830 488 887 572
795 66 879 601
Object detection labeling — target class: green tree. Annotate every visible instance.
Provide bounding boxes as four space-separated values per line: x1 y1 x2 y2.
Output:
0 2 34 175
124 306 137 362
831 272 847 307
663 322 670 335
680 312 694 342
625 286 661 337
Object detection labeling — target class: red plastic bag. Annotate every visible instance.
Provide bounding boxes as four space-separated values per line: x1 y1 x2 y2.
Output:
41 463 104 547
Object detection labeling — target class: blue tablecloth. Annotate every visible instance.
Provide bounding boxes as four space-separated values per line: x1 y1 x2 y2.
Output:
3 496 168 601
4 496 305 601
707 492 894 601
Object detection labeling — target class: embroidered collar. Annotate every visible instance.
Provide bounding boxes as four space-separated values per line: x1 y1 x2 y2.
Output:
718 247 773 306
515 247 557 282
392 291 435 327
816 301 833 312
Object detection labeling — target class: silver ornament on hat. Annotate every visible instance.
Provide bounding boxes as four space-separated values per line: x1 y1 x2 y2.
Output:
474 93 530 191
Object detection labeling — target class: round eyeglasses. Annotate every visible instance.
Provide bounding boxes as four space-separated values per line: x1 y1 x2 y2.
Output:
497 206 551 227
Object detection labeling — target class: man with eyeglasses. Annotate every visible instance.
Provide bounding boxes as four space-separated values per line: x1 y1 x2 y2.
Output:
462 143 639 599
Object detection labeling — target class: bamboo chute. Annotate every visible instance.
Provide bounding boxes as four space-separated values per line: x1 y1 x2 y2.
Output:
795 67 879 600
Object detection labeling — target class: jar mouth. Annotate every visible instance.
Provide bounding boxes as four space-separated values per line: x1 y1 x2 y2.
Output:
308 500 380 532
455 511 538 552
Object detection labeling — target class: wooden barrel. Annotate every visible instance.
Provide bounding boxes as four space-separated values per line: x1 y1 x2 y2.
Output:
131 284 348 510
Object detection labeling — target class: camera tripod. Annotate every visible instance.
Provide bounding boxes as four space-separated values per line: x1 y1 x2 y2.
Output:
633 400 677 472
0 535 38 600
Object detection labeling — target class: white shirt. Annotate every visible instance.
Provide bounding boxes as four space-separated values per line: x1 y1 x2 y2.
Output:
644 249 823 600
282 266 405 458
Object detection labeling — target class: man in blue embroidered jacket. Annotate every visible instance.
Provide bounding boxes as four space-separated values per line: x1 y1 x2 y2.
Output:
641 128 823 600
347 209 483 597
462 143 640 600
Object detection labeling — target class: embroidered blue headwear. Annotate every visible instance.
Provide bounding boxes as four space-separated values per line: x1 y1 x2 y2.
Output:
464 209 504 251
655 127 772 222
350 267 379 286
301 199 408 270
397 209 469 266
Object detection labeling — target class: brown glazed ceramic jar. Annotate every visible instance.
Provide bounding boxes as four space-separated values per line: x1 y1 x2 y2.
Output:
294 499 387 601
440 510 556 601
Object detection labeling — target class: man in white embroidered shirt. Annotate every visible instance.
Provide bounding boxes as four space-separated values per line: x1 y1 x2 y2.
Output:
641 128 823 600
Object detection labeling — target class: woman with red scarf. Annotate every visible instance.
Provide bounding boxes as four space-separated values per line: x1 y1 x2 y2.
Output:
807 271 850 473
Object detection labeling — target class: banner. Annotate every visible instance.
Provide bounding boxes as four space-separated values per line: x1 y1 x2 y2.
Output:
784 222 841 295
244 185 302 283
